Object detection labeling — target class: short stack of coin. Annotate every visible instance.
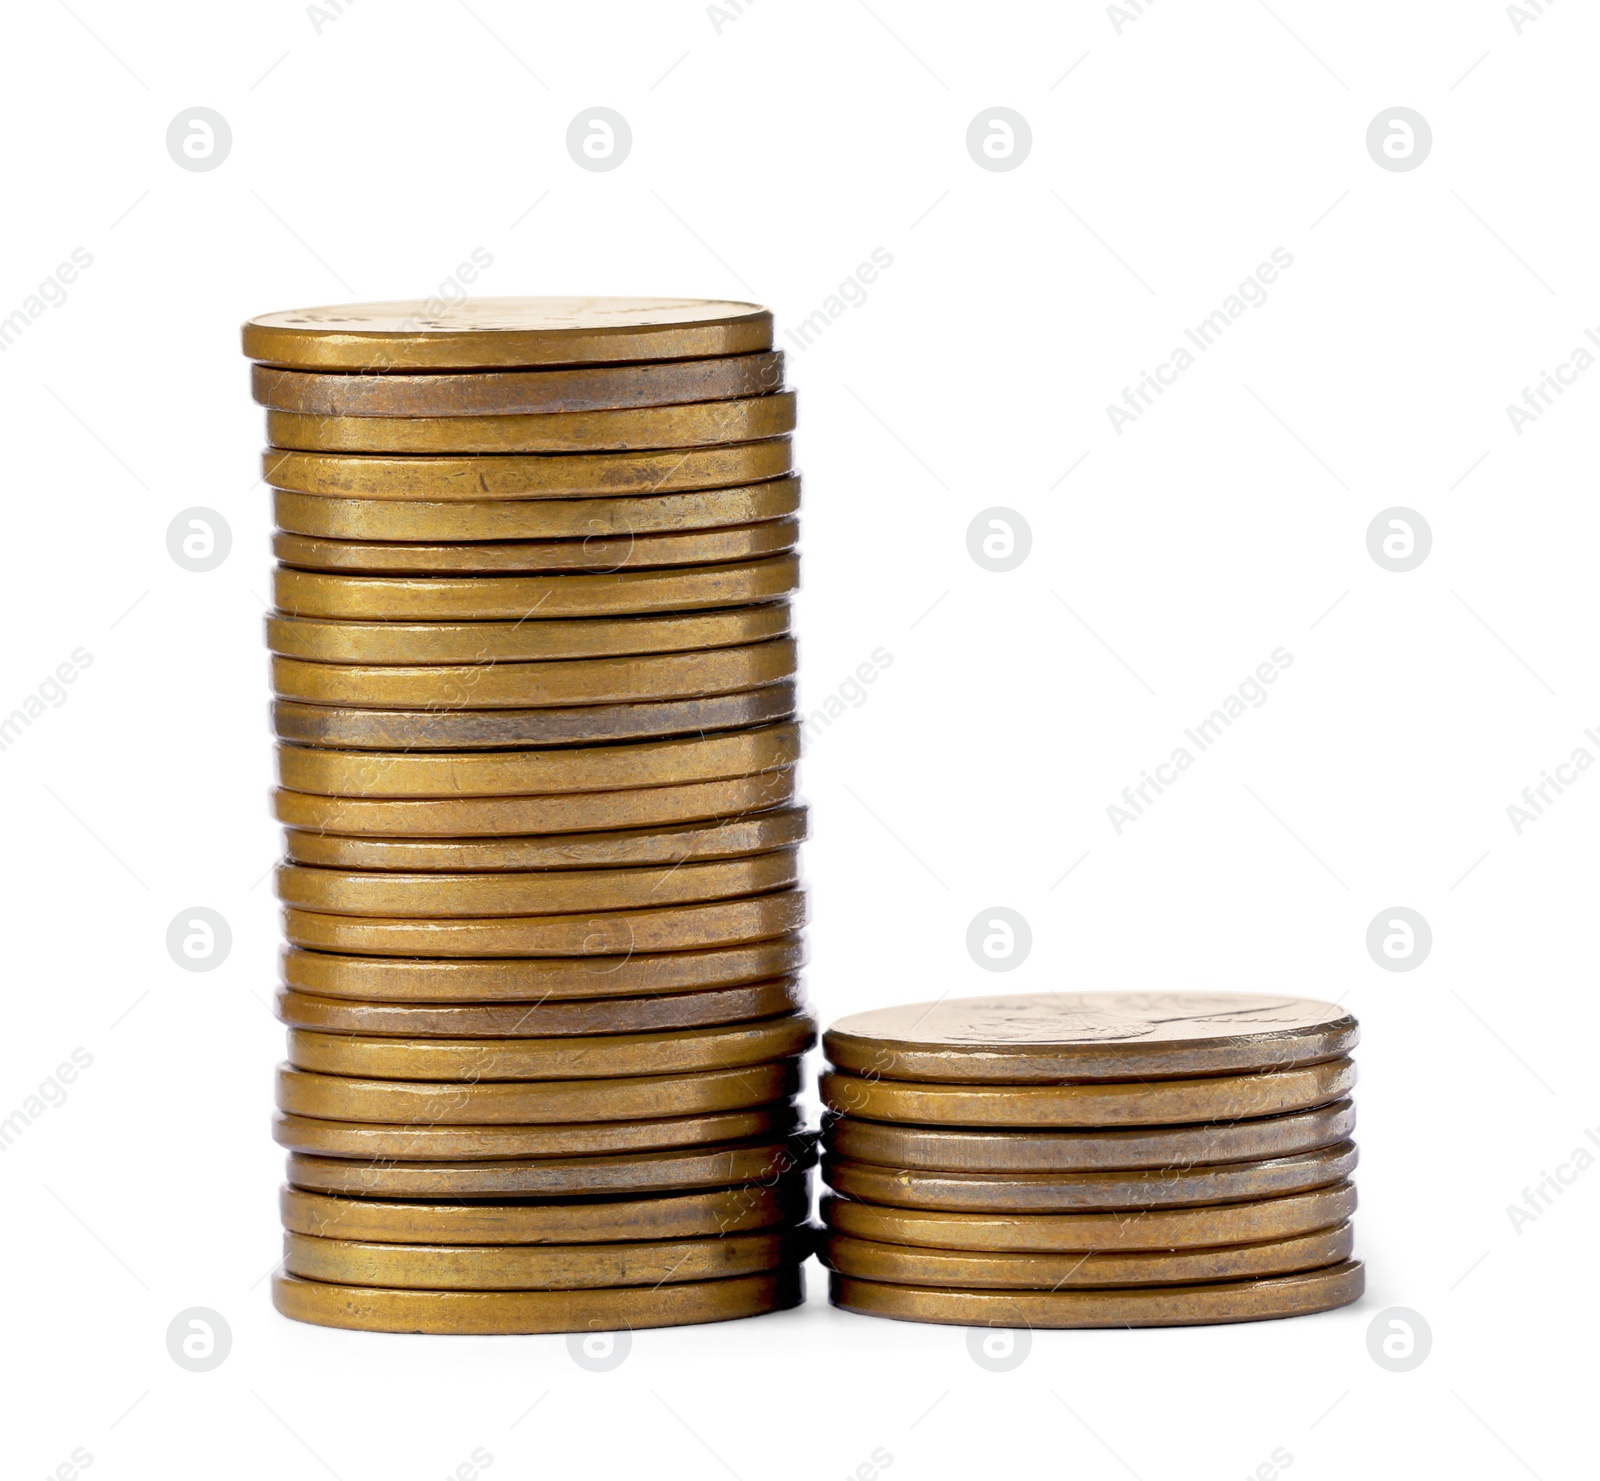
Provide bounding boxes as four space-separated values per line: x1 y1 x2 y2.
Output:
817 993 1363 1328
242 299 814 1334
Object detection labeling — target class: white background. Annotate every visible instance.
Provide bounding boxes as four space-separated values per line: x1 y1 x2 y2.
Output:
1 1 1595 1477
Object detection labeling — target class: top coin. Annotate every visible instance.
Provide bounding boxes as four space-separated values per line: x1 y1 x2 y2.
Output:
824 992 1358 1083
243 298 773 371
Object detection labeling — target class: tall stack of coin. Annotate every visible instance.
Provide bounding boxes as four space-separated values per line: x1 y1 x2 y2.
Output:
242 300 814 1334
818 994 1363 1327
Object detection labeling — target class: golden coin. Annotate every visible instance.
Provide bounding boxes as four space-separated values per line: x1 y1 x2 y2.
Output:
276 977 805 1039
823 1099 1356 1173
282 936 806 1002
273 519 798 576
283 888 808 956
275 851 800 918
828 1262 1364 1328
268 395 796 454
272 1266 802 1333
243 297 773 372
283 1228 796 1290
819 1059 1355 1128
823 1224 1355 1290
822 1142 1358 1213
272 682 796 751
263 439 792 500
275 1099 799 1158
280 1180 806 1244
825 993 1359 1083
273 641 797 710
266 604 789 664
278 724 798 799
287 1016 816 1082
284 806 809 870
254 351 785 416
273 769 796 836
286 1134 814 1197
273 555 799 620
821 1183 1356 1252
278 1058 802 1125
273 480 801 541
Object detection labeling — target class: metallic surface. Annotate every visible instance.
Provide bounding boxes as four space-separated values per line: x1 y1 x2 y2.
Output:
277 1058 803 1124
273 518 797 575
243 297 774 371
820 1142 1357 1212
272 770 797 836
266 604 790 663
275 851 800 918
819 1059 1356 1128
273 1100 799 1159
278 1180 806 1244
825 992 1358 1082
254 351 785 416
267 394 795 454
822 1224 1354 1290
827 1262 1364 1328
285 1135 814 1197
283 807 808 871
821 1183 1357 1251
273 480 801 541
263 439 792 499
822 1099 1356 1173
271 683 795 750
276 723 799 798
273 555 799 620
280 937 807 1002
282 889 808 956
270 638 797 708
275 978 805 1037
282 1229 794 1289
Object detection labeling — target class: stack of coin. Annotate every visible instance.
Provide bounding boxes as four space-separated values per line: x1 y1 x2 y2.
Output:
817 994 1363 1328
242 299 814 1334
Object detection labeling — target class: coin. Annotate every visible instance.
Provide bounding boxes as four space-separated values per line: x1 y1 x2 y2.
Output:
266 604 790 663
277 1059 803 1125
272 519 798 575
267 394 797 454
821 1183 1356 1252
821 1142 1357 1213
283 806 809 870
277 724 798 799
276 979 805 1039
254 351 786 416
282 936 806 1002
286 1135 814 1197
824 993 1359 1083
263 440 792 500
273 555 799 620
273 641 798 710
287 1016 816 1083
273 770 796 836
819 1059 1356 1128
283 1228 797 1290
243 298 774 372
273 480 801 541
823 1224 1355 1290
828 1262 1364 1328
272 1266 803 1333
275 851 801 918
822 1099 1357 1173
280 1180 806 1244
272 683 796 751
282 889 808 956
274 1095 799 1157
